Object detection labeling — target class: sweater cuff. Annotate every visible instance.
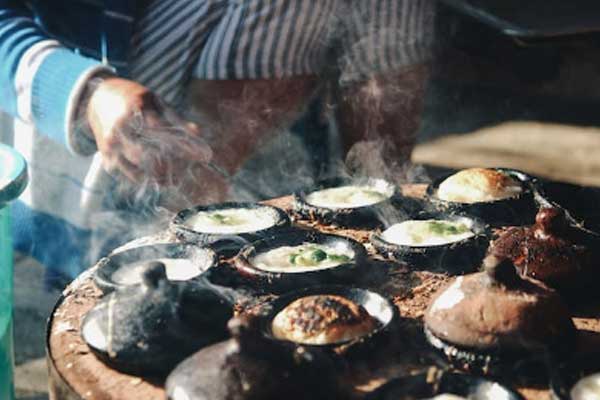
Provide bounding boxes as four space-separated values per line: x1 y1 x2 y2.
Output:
31 48 113 155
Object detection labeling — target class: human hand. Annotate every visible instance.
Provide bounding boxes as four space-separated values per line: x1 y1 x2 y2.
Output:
83 76 213 185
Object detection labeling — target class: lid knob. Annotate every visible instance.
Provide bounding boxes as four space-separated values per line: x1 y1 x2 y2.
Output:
536 207 567 235
141 261 167 289
483 254 520 286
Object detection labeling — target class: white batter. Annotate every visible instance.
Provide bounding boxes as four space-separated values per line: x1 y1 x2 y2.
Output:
185 207 278 234
381 219 475 247
112 258 203 284
425 395 467 400
251 243 354 273
571 372 600 400
305 185 391 209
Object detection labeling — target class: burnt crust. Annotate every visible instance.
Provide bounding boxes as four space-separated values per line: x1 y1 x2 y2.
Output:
426 168 537 227
272 295 380 344
438 168 522 202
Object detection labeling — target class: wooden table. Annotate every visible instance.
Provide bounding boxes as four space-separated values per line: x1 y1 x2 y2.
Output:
46 186 600 400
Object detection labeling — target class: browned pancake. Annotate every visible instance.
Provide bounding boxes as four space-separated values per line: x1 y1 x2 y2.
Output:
272 295 379 345
437 168 521 203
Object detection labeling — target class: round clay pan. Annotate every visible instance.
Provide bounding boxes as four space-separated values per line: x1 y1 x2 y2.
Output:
293 177 410 228
260 285 397 353
426 168 537 227
84 263 233 376
371 212 490 274
233 230 368 293
171 202 291 256
94 243 217 294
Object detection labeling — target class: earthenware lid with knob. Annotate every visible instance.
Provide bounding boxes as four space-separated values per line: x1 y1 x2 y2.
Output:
425 254 575 352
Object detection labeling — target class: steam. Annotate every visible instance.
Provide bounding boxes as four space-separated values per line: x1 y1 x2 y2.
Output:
73 1 438 277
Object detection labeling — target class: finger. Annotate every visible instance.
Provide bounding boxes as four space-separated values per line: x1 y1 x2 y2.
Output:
172 131 213 163
101 154 141 183
147 105 214 162
116 154 146 183
118 133 148 166
116 124 185 185
120 99 213 164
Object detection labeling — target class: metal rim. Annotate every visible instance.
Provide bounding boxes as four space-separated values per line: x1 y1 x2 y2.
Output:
260 285 397 351
292 177 403 228
0 143 28 207
170 202 290 247
93 243 218 294
233 230 368 292
425 168 537 226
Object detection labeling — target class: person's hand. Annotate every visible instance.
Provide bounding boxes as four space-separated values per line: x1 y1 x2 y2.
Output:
83 76 213 185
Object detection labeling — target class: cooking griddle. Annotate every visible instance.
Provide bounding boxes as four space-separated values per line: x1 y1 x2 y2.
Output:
46 183 600 400
441 0 600 39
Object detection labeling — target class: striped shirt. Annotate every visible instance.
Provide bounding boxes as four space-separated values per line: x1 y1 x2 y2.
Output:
0 0 435 283
130 0 435 105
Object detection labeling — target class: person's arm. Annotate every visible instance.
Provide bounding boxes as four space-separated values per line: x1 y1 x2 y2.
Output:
338 64 429 178
0 0 111 155
187 77 319 174
335 0 436 180
1 1 212 189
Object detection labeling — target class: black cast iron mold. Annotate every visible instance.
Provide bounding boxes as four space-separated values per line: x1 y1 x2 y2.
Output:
171 202 291 257
424 325 575 384
371 212 490 275
233 230 368 293
426 168 538 227
259 285 397 356
293 177 408 228
94 243 218 294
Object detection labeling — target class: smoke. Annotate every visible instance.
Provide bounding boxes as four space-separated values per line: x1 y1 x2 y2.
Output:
76 1 438 276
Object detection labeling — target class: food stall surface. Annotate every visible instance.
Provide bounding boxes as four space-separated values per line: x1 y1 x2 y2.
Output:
13 111 600 400
12 25 600 400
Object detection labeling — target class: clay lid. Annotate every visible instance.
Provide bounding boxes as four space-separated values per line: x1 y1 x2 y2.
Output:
425 255 575 352
490 207 598 289
81 261 232 374
165 316 345 400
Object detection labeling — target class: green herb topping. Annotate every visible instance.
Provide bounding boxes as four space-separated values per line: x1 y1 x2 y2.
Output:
208 212 243 226
288 246 352 266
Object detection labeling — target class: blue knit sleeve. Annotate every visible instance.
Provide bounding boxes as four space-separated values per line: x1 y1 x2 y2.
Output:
0 0 110 155
0 1 47 117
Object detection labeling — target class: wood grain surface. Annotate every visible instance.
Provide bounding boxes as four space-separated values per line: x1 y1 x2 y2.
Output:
47 186 600 400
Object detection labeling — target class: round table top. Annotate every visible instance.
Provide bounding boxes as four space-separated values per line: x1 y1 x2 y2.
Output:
46 188 600 400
